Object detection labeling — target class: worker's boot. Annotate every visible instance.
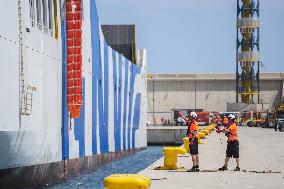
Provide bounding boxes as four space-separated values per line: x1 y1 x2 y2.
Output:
187 166 197 172
218 166 228 171
234 167 240 171
195 165 200 172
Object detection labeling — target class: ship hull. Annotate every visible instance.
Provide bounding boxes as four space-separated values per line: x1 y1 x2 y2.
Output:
0 147 145 188
0 0 147 188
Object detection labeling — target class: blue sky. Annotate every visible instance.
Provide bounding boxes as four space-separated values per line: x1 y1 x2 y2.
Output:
96 0 284 73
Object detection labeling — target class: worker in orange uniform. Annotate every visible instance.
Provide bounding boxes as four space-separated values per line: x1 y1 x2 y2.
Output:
218 114 240 171
223 116 229 128
180 112 200 172
216 116 222 127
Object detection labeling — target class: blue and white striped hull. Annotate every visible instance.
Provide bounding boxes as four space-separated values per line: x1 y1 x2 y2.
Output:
0 0 147 187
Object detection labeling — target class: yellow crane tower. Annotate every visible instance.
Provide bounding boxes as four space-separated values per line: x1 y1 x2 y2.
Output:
236 0 260 103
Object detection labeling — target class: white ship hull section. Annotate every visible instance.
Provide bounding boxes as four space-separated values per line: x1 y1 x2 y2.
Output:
0 0 146 170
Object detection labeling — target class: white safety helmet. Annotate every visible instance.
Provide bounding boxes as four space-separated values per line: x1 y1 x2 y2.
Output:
228 114 236 120
190 112 198 118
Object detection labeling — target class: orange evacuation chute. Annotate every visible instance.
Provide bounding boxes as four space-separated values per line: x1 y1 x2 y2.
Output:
66 0 83 118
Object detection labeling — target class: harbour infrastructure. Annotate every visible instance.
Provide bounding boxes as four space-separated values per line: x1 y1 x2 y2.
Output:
147 73 284 125
0 0 284 189
147 126 188 145
0 0 147 188
236 0 261 104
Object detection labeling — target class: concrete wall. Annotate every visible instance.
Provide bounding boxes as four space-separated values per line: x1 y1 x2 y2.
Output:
147 73 284 124
147 126 187 145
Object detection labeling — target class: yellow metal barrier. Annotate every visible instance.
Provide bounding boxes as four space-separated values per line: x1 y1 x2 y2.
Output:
104 174 151 189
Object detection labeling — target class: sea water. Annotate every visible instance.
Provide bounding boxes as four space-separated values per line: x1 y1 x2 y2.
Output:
44 146 163 189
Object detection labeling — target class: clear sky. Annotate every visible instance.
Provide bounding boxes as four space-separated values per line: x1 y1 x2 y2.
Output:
96 0 284 73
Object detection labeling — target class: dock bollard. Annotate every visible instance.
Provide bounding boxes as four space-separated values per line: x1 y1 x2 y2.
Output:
104 174 151 189
206 127 212 133
209 124 215 131
198 132 206 139
158 147 187 170
201 129 209 135
197 133 204 144
183 137 190 152
208 125 215 131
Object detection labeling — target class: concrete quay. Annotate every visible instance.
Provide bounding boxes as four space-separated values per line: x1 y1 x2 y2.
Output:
140 127 284 189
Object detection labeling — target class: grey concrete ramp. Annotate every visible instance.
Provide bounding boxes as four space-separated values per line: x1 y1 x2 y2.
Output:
140 127 284 189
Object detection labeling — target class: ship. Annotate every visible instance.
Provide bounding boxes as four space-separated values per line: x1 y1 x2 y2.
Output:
0 0 147 188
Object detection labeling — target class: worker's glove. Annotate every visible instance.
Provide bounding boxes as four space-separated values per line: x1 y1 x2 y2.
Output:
190 141 194 146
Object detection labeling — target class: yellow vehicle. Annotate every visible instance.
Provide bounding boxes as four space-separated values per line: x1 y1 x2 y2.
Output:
253 112 267 127
264 104 284 129
242 111 253 127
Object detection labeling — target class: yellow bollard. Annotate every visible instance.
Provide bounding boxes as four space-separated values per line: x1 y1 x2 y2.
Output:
197 135 201 144
163 147 187 170
183 137 190 152
104 174 151 189
201 129 209 135
198 132 206 139
197 133 204 144
206 127 212 133
209 125 215 131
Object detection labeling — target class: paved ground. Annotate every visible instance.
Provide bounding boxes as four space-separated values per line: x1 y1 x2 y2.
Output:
140 127 284 189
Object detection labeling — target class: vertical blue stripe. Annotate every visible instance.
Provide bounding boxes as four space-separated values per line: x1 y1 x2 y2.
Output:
127 64 141 149
132 93 141 148
98 54 103 153
127 64 137 148
113 51 120 151
127 63 135 149
118 56 123 151
74 78 86 157
100 42 109 153
90 0 99 155
122 59 129 150
61 14 69 161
